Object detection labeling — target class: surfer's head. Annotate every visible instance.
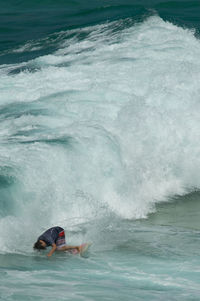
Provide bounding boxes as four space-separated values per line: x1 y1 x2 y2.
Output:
33 240 47 250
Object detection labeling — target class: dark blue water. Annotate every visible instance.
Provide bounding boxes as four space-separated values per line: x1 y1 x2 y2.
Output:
0 1 200 300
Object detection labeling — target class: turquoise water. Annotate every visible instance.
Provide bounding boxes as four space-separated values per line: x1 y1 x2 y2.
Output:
1 1 200 300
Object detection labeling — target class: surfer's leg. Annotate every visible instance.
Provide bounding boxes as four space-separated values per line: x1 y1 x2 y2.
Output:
56 245 81 252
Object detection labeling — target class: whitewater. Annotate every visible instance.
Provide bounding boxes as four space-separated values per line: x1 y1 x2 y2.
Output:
0 15 200 300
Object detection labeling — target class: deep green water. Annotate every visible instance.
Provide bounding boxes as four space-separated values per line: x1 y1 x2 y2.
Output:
1 0 200 63
0 1 200 300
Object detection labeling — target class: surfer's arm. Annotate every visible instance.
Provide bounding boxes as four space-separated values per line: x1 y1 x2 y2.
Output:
47 243 57 257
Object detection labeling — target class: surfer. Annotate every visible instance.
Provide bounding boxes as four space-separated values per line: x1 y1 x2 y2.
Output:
33 226 81 257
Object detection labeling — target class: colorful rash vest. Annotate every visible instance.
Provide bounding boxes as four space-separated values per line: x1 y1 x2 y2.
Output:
38 226 65 246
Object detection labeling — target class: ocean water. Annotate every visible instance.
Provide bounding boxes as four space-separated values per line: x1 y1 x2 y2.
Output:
0 1 200 300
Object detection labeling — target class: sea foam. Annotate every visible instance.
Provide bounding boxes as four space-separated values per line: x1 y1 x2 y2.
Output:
0 16 200 253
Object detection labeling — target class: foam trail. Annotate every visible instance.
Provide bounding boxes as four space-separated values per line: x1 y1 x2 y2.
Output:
1 16 200 253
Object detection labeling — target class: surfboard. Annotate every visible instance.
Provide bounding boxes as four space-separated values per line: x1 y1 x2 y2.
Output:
69 243 91 255
79 243 91 255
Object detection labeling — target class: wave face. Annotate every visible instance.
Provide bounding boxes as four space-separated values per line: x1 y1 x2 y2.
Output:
1 16 200 253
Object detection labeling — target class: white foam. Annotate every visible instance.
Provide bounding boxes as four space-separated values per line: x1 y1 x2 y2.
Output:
1 16 200 252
